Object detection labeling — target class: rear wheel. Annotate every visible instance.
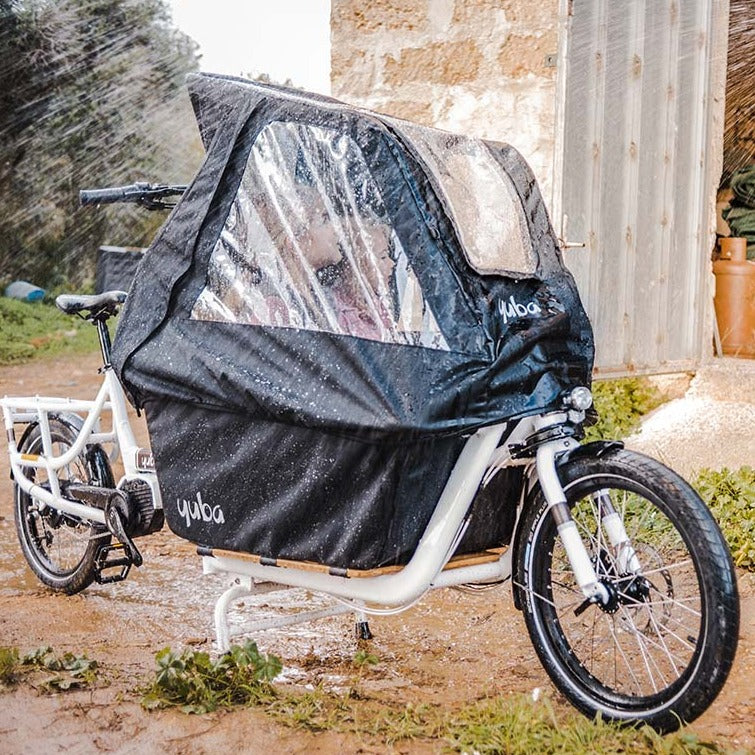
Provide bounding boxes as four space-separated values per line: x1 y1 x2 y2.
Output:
13 418 113 594
516 449 739 732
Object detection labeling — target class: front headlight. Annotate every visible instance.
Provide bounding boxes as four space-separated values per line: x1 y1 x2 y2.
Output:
566 386 593 411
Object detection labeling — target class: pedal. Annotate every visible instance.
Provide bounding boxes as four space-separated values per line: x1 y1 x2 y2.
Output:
94 543 133 584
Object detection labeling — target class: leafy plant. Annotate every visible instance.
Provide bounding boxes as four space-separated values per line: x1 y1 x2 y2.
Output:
21 646 99 692
694 466 755 570
584 377 666 441
0 646 99 692
141 640 282 714
352 649 379 669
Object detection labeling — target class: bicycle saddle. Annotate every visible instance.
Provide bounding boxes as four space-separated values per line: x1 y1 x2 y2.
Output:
56 290 128 318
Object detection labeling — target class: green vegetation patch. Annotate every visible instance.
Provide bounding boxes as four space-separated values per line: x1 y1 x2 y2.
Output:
0 646 99 692
585 377 667 442
439 696 723 755
694 466 755 571
141 641 281 714
0 298 99 364
266 686 733 753
141 644 732 753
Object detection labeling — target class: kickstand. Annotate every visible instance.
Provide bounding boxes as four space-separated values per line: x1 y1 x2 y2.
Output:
355 610 373 641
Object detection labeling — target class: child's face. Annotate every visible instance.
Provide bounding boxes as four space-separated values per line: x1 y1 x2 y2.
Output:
295 193 343 269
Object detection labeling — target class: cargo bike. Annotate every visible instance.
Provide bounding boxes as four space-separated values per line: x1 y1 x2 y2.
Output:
2 74 739 732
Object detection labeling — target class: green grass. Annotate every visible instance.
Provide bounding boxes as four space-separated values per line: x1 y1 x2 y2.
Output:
140 645 735 753
0 298 100 364
694 466 755 570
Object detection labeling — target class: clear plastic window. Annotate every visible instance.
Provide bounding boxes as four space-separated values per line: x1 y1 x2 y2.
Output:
191 121 449 350
391 121 537 277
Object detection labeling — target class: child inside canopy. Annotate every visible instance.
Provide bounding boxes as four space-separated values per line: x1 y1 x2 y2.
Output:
114 72 593 435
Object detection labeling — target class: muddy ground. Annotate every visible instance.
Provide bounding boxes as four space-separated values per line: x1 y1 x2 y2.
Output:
0 352 752 754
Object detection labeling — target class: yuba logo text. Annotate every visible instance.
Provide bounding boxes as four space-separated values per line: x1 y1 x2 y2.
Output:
498 295 542 324
176 491 225 528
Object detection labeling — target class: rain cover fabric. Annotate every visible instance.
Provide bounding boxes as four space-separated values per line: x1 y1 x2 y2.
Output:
111 74 593 568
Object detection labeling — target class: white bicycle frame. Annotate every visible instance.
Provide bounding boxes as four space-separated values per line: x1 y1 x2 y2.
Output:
3 367 616 652
2 367 162 525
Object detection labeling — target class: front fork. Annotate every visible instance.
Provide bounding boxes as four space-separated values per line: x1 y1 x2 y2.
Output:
535 440 610 605
535 438 642 606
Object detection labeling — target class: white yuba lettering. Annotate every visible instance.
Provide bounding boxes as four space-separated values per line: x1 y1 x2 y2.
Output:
176 491 225 528
498 295 542 324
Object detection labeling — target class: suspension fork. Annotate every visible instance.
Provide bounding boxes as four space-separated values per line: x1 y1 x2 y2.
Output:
536 440 610 605
591 489 642 574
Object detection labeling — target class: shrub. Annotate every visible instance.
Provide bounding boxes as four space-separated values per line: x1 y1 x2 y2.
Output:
584 377 666 441
694 466 755 570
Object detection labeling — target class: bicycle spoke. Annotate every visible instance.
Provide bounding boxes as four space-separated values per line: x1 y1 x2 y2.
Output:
605 616 646 695
624 612 691 675
629 592 701 618
544 490 696 696
638 560 693 579
628 614 662 693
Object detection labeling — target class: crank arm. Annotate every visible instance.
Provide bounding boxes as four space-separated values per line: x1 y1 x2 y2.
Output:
64 482 143 567
103 492 143 567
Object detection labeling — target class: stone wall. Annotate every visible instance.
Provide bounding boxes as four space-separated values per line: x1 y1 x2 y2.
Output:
330 0 561 199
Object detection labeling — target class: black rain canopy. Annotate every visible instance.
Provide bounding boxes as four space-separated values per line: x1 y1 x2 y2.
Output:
112 74 594 569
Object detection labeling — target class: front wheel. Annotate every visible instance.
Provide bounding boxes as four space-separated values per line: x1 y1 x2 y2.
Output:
516 449 739 732
13 418 113 594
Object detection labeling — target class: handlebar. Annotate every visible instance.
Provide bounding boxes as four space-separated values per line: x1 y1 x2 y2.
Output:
79 182 187 211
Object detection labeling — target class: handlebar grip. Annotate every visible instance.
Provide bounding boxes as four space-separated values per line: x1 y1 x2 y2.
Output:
79 184 146 206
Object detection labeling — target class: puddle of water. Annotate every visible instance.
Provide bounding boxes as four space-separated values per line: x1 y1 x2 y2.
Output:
0 516 49 594
0 508 365 665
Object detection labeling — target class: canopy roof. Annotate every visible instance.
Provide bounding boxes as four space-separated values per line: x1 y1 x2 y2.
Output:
112 73 594 436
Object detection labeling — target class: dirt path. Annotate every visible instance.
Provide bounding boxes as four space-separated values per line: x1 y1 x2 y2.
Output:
0 353 752 753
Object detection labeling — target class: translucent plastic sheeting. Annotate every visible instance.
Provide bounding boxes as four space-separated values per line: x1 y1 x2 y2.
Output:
191 121 449 350
393 121 537 278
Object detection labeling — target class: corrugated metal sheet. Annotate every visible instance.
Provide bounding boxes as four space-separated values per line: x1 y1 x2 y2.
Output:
560 0 726 375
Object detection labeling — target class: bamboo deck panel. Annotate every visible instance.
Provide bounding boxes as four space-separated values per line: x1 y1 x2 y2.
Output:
206 546 507 578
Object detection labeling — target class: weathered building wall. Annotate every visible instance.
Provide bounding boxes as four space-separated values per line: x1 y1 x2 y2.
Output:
330 0 560 200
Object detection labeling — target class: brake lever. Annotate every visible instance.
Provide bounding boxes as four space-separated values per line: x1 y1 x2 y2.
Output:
135 185 186 211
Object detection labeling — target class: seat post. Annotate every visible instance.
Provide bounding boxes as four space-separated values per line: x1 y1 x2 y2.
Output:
95 316 113 368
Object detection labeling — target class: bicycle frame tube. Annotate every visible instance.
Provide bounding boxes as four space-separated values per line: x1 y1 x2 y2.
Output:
3 386 109 523
103 367 141 476
2 367 155 524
